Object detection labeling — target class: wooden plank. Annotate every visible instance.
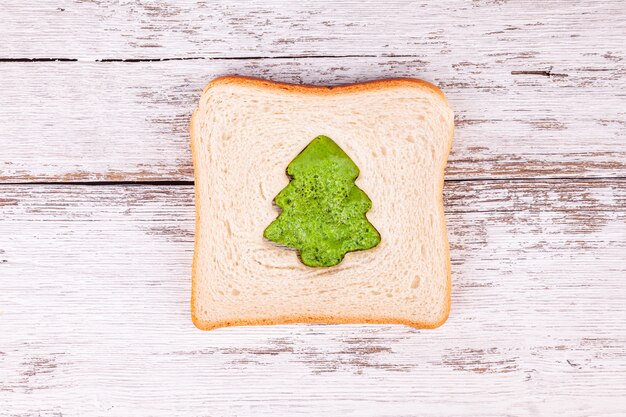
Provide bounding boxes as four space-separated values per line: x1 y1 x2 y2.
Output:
1 58 624 182
1 180 625 415
1 1 625 60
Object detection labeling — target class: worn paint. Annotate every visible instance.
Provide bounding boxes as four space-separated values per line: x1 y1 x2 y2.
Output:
2 1 626 415
0 58 624 182
1 182 625 415
1 2 626 182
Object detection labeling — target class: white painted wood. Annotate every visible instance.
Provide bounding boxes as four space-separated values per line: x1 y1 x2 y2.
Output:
2 1 626 415
1 181 625 416
1 58 624 182
1 1 625 60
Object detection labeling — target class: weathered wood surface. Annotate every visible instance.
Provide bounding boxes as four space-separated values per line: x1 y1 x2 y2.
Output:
2 0 625 182
2 1 626 415
1 181 626 416
1 58 625 182
2 1 625 60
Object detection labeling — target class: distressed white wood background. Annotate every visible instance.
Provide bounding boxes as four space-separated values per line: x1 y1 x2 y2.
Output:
1 1 625 416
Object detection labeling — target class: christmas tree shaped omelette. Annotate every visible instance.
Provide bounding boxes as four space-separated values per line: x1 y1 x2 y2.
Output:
264 135 381 267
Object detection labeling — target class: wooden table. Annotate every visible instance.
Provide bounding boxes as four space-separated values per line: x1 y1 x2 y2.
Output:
2 2 625 416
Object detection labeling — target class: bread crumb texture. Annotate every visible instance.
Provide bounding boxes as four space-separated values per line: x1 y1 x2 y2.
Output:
190 77 453 330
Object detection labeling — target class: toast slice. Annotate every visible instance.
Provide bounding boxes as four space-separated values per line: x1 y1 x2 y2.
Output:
190 77 454 330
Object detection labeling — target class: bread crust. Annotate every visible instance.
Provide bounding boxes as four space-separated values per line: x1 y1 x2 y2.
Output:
190 76 452 330
199 75 448 102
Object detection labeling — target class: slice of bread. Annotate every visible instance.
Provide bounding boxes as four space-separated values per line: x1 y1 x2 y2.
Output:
190 76 454 330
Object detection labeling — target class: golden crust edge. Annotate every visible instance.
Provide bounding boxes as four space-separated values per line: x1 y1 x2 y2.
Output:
191 313 449 331
198 75 448 103
189 76 453 331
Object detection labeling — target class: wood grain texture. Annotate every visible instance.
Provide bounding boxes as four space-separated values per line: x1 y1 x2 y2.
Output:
2 1 625 60
1 180 625 416
1 0 625 182
1 57 624 182
2 1 626 415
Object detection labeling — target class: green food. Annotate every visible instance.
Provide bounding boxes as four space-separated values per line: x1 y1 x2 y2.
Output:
264 135 381 267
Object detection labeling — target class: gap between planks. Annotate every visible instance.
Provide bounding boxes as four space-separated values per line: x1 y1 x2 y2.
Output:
0 54 380 63
1 176 626 187
0 55 577 82
0 55 584 76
